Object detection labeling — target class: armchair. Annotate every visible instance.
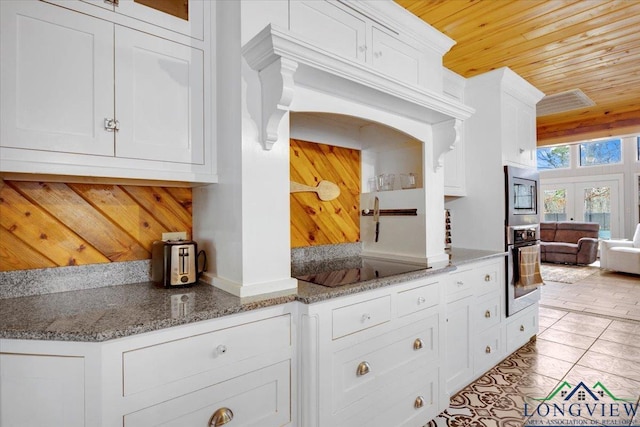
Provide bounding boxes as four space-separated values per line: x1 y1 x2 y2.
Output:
600 224 640 275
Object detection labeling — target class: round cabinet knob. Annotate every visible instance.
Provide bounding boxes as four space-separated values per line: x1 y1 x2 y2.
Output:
209 408 233 426
484 310 491 318
484 274 491 282
520 325 525 332
417 296 426 305
216 345 227 355
413 338 424 350
414 396 425 409
485 346 492 354
361 313 371 322
356 361 371 376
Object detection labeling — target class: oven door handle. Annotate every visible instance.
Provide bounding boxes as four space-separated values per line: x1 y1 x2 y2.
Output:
511 246 521 284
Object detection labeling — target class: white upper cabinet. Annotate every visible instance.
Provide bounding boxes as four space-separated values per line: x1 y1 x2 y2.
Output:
288 0 453 93
79 0 204 40
115 26 204 164
290 0 367 62
466 68 544 169
0 0 215 184
0 2 115 156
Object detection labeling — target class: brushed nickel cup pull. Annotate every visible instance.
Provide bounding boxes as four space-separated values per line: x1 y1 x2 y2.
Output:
485 346 492 354
356 361 370 376
413 338 424 350
414 396 425 409
484 274 491 282
456 280 464 286
485 310 491 318
209 408 233 426
520 325 525 332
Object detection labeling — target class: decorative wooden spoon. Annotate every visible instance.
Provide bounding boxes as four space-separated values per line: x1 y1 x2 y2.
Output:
290 180 341 201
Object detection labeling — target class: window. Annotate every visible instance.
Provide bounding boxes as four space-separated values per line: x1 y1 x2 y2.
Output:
537 145 569 170
579 139 621 166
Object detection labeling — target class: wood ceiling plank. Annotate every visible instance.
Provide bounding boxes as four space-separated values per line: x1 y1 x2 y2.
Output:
444 3 640 75
0 183 109 266
12 181 150 262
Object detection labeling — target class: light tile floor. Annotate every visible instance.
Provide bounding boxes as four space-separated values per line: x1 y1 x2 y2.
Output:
427 269 640 427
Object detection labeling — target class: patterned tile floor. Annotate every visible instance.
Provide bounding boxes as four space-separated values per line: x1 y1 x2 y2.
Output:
427 270 640 427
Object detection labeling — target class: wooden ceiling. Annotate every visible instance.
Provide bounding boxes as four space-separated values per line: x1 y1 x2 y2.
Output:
395 0 640 145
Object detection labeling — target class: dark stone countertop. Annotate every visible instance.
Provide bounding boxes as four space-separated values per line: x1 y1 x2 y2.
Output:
0 248 505 343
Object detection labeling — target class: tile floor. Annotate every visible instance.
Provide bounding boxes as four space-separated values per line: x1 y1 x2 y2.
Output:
427 269 640 427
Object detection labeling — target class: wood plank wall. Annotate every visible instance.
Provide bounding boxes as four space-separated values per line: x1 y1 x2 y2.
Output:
290 138 361 247
0 180 192 271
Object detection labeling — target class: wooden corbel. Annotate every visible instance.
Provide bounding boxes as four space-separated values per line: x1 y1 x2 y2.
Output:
257 57 298 150
432 119 461 171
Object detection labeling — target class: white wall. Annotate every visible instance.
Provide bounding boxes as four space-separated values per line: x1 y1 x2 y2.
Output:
539 135 640 238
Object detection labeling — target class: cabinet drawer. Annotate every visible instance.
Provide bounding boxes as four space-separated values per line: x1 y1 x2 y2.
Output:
507 307 538 353
339 364 439 427
474 262 501 296
474 325 503 374
332 315 438 413
123 314 291 396
397 280 439 317
447 268 474 300
332 295 391 339
473 293 501 331
124 360 290 427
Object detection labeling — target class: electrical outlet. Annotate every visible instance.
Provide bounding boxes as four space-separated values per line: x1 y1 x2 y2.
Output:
162 231 188 241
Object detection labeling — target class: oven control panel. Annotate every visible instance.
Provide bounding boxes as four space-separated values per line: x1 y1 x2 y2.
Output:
513 227 539 244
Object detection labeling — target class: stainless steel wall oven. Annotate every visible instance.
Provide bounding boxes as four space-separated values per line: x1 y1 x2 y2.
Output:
505 166 542 317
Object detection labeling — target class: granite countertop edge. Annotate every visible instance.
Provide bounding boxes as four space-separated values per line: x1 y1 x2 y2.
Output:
0 249 506 343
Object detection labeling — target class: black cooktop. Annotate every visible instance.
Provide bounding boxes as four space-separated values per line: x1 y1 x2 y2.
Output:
295 258 428 287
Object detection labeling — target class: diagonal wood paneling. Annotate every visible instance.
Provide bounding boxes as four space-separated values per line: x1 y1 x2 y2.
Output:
290 138 360 248
0 181 192 271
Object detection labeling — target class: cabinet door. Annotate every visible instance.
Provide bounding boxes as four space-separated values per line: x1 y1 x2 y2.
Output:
0 353 84 427
115 26 204 164
371 27 426 87
80 0 204 40
445 295 473 394
503 93 536 168
0 1 114 156
290 0 367 62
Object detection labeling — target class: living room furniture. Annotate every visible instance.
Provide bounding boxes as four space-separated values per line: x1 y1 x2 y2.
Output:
600 223 640 275
540 222 599 265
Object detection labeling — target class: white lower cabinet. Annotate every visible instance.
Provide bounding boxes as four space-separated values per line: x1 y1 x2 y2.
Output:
0 305 294 427
445 258 537 395
298 277 447 427
123 360 290 427
0 353 85 427
506 303 538 354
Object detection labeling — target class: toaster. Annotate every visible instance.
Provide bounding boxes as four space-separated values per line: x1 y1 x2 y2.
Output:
151 240 205 287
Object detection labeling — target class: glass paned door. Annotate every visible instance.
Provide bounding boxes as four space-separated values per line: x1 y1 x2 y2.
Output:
541 179 621 239
541 184 574 222
542 188 568 221
578 182 619 239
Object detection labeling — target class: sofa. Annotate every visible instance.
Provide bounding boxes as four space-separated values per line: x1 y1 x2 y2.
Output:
600 223 640 275
540 221 599 265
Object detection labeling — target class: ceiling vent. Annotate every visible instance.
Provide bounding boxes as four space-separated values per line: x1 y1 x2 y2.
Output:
536 89 595 117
